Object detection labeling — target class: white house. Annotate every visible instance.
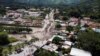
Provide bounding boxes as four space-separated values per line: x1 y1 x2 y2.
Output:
70 48 92 56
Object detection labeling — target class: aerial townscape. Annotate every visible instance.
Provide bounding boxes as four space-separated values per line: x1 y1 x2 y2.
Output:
0 0 100 56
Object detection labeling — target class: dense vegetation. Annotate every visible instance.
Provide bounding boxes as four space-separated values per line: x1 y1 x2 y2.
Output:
0 32 18 56
0 31 40 56
0 32 10 45
54 0 100 22
34 48 58 56
52 36 62 45
0 43 26 56
77 31 100 56
66 26 73 32
0 26 32 34
0 0 100 56
0 32 18 45
0 6 6 16
55 23 62 29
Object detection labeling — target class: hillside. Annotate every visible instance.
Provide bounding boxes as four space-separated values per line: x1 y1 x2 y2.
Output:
0 0 81 7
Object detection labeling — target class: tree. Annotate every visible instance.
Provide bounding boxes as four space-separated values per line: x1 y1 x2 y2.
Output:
68 11 81 18
70 35 76 43
0 7 6 16
77 31 100 56
26 28 32 33
34 48 58 56
0 46 3 56
55 23 62 29
0 32 10 45
2 47 9 56
62 48 71 54
52 36 62 45
0 26 32 34
8 45 12 54
66 26 73 32
74 25 81 32
62 16 68 21
54 13 60 20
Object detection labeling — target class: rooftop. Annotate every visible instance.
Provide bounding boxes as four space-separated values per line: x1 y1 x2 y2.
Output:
70 48 92 56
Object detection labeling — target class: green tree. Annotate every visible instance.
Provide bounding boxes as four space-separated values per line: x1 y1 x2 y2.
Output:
52 36 62 45
62 16 68 21
55 23 62 29
34 48 58 56
0 32 10 45
8 45 12 54
77 31 100 56
66 26 73 32
68 10 81 18
74 25 81 32
0 46 3 56
2 48 9 56
0 7 6 16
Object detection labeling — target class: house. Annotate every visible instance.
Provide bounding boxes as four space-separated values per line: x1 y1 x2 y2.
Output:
42 44 58 52
80 27 86 31
28 12 41 17
69 22 78 26
62 41 72 49
69 17 79 22
93 28 100 33
7 10 22 19
23 9 43 17
23 19 33 26
83 17 91 21
81 17 91 27
70 48 92 56
14 17 25 24
69 17 79 26
60 23 67 31
32 19 43 27
88 22 100 28
16 9 26 13
0 17 14 24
